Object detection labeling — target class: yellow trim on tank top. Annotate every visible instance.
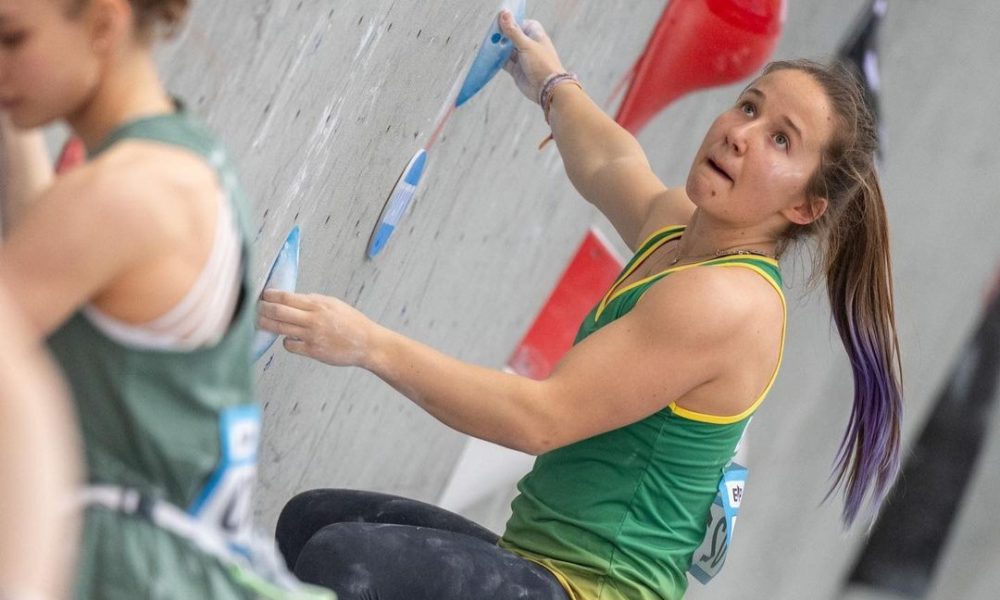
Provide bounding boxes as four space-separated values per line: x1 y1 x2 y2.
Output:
595 225 780 322
596 225 683 319
668 262 787 425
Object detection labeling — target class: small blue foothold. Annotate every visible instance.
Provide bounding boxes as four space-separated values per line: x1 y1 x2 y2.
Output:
455 0 527 108
367 149 428 259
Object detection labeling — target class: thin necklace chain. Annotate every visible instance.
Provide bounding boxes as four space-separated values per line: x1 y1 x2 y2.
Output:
668 246 775 266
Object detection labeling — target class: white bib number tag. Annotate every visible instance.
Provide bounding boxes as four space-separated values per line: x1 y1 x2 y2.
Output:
689 462 747 584
188 405 261 544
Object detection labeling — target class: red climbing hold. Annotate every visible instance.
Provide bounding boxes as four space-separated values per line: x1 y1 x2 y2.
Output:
615 0 786 134
507 229 624 380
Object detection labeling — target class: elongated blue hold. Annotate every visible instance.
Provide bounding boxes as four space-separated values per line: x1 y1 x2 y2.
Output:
252 225 301 361
367 149 428 259
455 0 527 108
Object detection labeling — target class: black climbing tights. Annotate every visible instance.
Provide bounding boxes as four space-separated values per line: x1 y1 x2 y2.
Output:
276 489 571 600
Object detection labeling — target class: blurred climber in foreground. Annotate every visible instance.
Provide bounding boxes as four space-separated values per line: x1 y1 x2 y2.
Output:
0 284 80 600
0 0 331 597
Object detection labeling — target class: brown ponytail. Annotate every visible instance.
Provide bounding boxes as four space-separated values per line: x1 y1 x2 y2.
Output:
765 59 903 526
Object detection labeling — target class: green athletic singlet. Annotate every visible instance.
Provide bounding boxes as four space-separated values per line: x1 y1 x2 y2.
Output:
46 108 326 600
500 225 786 600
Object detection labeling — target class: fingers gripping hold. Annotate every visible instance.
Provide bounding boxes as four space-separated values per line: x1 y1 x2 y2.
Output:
498 10 529 47
258 300 309 326
257 314 307 341
499 14 548 51
261 289 316 310
521 19 545 43
499 12 567 106
506 20 545 71
257 292 377 368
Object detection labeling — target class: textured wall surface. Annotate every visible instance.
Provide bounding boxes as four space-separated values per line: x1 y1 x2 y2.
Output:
153 0 665 528
140 1 1000 598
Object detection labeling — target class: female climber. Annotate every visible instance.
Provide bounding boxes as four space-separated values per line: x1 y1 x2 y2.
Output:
259 9 903 600
0 1 329 597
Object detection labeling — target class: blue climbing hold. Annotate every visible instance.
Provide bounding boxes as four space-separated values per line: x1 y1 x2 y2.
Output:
455 0 527 108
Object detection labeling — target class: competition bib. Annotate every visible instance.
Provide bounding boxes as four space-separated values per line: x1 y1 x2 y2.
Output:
188 404 261 545
688 462 747 584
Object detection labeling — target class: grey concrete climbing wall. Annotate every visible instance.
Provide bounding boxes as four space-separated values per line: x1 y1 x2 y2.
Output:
146 1 1000 598
154 0 668 531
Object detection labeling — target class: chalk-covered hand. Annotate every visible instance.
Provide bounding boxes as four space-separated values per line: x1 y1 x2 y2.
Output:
258 290 378 368
499 11 565 104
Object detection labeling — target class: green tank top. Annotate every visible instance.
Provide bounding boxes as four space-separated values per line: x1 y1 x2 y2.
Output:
46 108 261 599
500 225 786 600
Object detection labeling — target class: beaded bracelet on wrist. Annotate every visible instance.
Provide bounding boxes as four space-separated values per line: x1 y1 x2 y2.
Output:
538 72 582 124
